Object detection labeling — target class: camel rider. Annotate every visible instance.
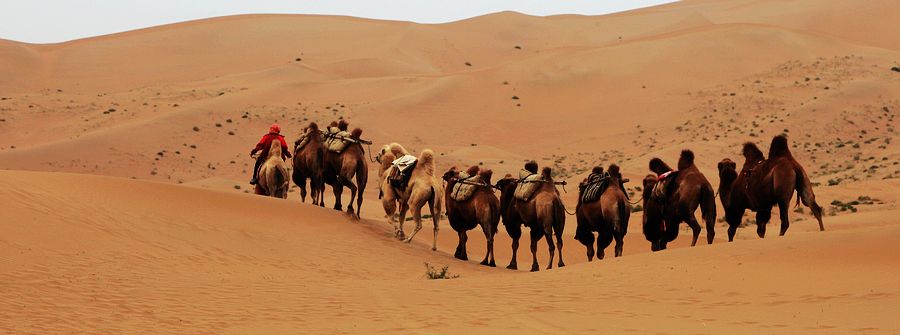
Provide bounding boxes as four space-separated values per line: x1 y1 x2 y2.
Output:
249 124 291 185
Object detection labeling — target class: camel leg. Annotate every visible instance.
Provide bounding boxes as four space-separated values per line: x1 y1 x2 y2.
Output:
598 230 613 260
455 230 468 260
614 233 625 257
298 176 308 203
483 228 496 267
332 178 344 211
402 205 424 244
343 177 358 218
582 232 596 262
726 208 744 242
555 226 565 268
756 206 772 238
687 215 701 247
529 228 542 272
507 225 521 270
396 203 409 240
778 201 791 236
544 230 556 270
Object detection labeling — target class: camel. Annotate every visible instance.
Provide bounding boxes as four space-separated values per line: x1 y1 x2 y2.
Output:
292 122 325 206
495 165 566 272
442 166 500 266
255 140 290 198
717 135 824 240
574 164 631 261
641 150 716 251
323 120 368 218
376 143 409 200
381 148 443 250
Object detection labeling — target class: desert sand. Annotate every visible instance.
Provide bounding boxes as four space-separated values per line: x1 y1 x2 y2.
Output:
1 0 899 333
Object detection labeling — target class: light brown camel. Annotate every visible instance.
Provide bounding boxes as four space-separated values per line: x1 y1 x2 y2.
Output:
442 166 500 266
641 150 717 251
495 166 566 272
717 134 824 240
323 120 368 218
292 122 325 206
376 143 409 200
574 164 631 261
255 140 290 198
381 148 443 250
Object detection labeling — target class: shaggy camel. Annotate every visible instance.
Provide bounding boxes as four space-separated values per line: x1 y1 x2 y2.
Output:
575 165 631 261
292 122 325 206
442 166 500 266
376 143 409 200
381 148 443 250
255 140 290 198
717 135 824 240
495 165 566 272
641 150 716 251
323 120 368 218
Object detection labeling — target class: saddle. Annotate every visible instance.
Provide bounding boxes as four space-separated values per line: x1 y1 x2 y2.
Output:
388 155 417 190
580 172 609 203
323 127 353 153
651 170 679 204
513 171 544 201
449 173 485 202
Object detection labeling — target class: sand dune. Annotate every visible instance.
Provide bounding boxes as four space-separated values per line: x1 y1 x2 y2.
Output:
1 0 899 332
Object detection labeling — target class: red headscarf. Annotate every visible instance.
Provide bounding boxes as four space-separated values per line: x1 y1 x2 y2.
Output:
269 124 281 134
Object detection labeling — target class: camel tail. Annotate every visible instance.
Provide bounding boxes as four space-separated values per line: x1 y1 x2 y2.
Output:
418 149 436 176
270 163 288 197
769 134 791 158
700 182 717 230
794 165 824 231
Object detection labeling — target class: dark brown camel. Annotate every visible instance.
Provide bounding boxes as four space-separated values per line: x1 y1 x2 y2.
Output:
641 150 717 251
575 164 631 261
717 135 824 240
442 166 500 266
495 165 566 272
323 120 368 219
292 122 325 206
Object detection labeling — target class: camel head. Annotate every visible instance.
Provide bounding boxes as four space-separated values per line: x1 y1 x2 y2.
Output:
677 150 695 171
494 174 517 191
442 167 460 182
338 119 349 131
717 158 737 182
479 169 494 186
376 144 390 163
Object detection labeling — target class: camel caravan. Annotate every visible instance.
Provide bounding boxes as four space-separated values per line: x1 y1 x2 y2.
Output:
252 124 825 271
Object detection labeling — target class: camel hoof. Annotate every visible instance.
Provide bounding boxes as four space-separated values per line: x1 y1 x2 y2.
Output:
489 261 496 267
479 260 488 265
530 266 540 272
431 247 437 251
558 262 566 268
506 263 517 270
403 237 413 243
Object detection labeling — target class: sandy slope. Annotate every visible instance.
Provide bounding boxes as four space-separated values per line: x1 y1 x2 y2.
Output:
1 0 900 333
1 171 897 334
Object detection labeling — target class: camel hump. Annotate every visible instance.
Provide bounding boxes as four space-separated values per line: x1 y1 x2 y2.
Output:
465 165 480 176
479 169 494 184
388 142 408 157
418 149 436 176
607 164 620 176
350 128 363 139
742 142 765 161
541 167 553 180
649 158 672 175
677 150 695 170
307 122 319 132
769 135 791 158
338 119 349 131
591 166 604 175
